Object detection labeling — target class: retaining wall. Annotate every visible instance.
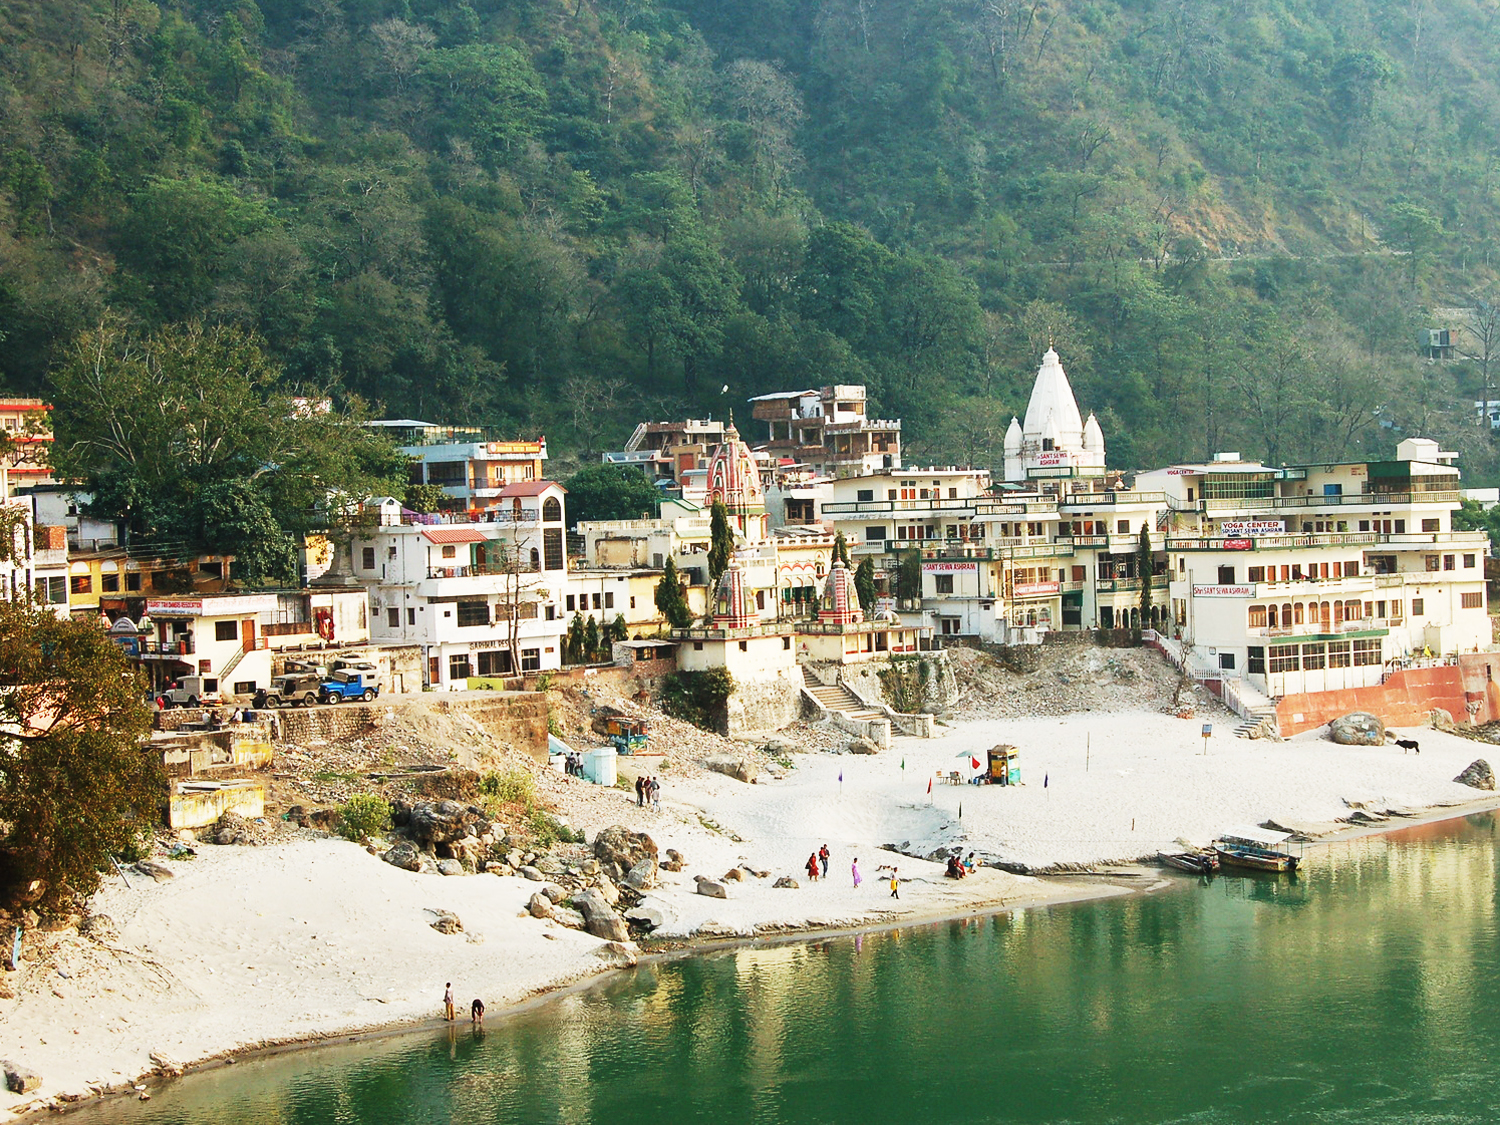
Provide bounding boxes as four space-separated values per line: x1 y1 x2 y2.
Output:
1276 654 1500 736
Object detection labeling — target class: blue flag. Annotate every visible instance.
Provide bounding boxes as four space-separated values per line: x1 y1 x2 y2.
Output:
838 770 843 783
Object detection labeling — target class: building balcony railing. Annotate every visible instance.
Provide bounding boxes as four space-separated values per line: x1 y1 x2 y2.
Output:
427 562 540 579
823 497 983 515
1253 618 1396 639
1201 489 1460 512
1053 534 1108 548
1059 491 1167 508
1167 532 1380 551
1095 575 1170 592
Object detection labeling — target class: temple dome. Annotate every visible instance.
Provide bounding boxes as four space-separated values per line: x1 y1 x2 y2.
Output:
1021 348 1085 450
712 558 757 629
818 560 864 625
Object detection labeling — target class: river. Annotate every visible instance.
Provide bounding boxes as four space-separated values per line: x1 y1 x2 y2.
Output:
63 813 1500 1124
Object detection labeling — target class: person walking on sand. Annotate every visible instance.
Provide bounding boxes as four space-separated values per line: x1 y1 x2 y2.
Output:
471 998 485 1025
443 982 455 1022
635 774 645 807
852 857 861 888
889 869 900 899
651 776 661 812
806 852 820 881
819 844 830 878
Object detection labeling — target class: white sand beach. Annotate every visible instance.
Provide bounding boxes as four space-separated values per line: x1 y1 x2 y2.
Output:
2 707 1495 1117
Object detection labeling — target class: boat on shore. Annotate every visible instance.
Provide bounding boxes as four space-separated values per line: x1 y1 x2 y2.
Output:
1158 851 1219 875
1213 826 1300 873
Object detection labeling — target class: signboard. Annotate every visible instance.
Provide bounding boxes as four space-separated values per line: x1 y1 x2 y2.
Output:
1165 468 1196 476
1221 520 1284 536
1193 585 1255 597
1013 581 1061 598
1035 451 1071 467
1221 539 1253 551
145 598 202 617
922 561 978 573
146 594 278 618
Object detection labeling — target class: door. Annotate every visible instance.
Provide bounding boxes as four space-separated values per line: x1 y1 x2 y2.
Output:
242 619 256 653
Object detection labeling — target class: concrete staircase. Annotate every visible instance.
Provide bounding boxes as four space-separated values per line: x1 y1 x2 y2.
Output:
1228 679 1282 739
801 672 887 724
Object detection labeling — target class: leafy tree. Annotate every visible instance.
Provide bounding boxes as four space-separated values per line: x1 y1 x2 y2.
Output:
708 500 733 584
654 557 694 629
1137 523 1154 630
562 464 662 528
854 556 876 612
895 548 922 606
583 614 602 662
1454 499 1500 552
404 481 447 514
564 612 586 664
832 530 851 565
610 613 629 642
48 319 407 584
0 600 159 909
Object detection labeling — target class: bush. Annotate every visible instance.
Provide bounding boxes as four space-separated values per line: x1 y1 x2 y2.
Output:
338 793 392 841
660 668 734 732
479 768 535 807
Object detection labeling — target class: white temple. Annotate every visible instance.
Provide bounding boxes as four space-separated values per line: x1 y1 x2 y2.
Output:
1003 348 1106 482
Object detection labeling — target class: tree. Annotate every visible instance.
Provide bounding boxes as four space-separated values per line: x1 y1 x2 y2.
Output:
854 557 876 612
0 600 159 909
404 481 447 514
562 464 662 528
583 614 602 662
1137 523 1154 631
832 530 851 565
48 319 407 584
895 548 922 607
708 500 733 584
655 557 694 629
564 612 586 665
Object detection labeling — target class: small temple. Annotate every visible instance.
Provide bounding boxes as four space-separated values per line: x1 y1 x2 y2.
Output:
705 417 769 542
1003 348 1106 482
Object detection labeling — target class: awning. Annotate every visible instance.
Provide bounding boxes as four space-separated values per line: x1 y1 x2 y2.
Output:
1219 825 1291 847
421 528 487 545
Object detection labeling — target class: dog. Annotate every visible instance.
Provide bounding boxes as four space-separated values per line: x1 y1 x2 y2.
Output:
1395 738 1420 754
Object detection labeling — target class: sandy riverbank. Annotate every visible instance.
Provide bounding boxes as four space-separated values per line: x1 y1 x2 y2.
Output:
4 709 1496 1117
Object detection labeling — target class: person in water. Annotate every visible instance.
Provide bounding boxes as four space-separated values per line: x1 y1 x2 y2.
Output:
471 998 485 1025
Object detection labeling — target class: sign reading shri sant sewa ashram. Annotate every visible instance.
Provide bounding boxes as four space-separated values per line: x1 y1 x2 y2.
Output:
1013 581 1062 597
1192 585 1255 597
1220 520 1285 536
922 562 978 573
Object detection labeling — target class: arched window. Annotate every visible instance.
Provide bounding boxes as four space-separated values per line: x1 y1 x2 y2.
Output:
1267 604 1279 627
1282 603 1293 626
1293 603 1304 625
543 497 562 523
529 548 540 570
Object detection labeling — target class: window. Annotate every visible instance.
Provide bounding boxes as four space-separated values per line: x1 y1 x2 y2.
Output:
1359 520 1370 532
1248 566 1266 582
935 574 954 594
605 592 615 609
865 526 885 543
1422 518 1440 532
456 600 489 627
35 577 66 604
857 489 874 502
1219 652 1236 670
520 648 541 672
1301 643 1326 670
1344 561 1359 577
407 609 416 625
1444 554 1456 571
70 574 92 594
477 651 512 676
388 546 398 559
738 640 748 652
1462 592 1484 609
1328 642 1352 668
387 608 399 628
1394 520 1405 533
1218 565 1235 584
694 642 703 651
1114 520 1128 534
1353 639 1381 666
1247 646 1265 674
542 497 562 522
1268 645 1300 673
1465 554 1477 568
215 620 238 642
1249 605 1267 628
566 594 576 611
544 528 565 571
126 572 142 591
1411 597 1424 615
440 545 457 560
1072 566 1086 581
630 597 636 609
1425 555 1440 571
783 636 792 650
200 561 223 579
362 547 376 569
448 654 472 680
101 573 120 592
592 593 602 610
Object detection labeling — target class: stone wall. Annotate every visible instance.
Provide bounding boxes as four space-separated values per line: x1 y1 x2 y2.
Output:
726 666 804 735
268 694 550 761
1276 656 1500 736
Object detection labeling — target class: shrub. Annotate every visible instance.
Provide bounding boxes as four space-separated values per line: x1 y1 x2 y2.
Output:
338 793 392 841
660 668 734 732
479 768 535 807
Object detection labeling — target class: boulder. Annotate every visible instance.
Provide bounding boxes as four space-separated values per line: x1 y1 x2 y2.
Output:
703 754 758 784
694 876 728 899
534 855 567 876
527 893 554 920
1244 717 1283 742
4 1061 40 1094
430 910 464 935
622 858 657 892
1455 760 1496 790
846 738 879 755
148 1051 184 1077
518 866 544 882
722 868 744 882
306 808 340 832
572 889 631 943
661 848 686 872
552 907 586 931
592 826 659 881
1329 712 1385 746
773 876 799 889
594 874 620 907
623 904 665 932
435 859 465 877
1429 708 1458 733
407 801 491 847
541 884 568 904
382 842 423 872
134 861 173 882
595 941 639 968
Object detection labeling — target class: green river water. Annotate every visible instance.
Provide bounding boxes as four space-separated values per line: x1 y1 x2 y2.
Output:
64 813 1500 1124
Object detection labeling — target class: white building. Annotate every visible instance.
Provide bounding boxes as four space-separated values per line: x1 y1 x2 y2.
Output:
1003 349 1106 482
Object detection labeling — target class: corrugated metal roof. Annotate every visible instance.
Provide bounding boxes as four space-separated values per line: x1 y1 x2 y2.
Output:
421 528 487 544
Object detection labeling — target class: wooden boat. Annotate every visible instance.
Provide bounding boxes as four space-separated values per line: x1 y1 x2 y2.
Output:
1213 826 1300 874
1159 851 1219 875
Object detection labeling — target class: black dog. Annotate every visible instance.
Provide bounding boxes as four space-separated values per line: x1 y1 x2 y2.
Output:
1395 738 1420 754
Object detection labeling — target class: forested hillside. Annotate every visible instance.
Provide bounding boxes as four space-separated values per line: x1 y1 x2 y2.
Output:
5 0 1500 477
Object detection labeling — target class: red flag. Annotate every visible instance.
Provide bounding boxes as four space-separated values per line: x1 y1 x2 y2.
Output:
926 777 932 794
971 756 980 770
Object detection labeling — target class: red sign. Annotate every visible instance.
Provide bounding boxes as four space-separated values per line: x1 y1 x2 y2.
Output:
1013 581 1061 598
1221 539 1252 550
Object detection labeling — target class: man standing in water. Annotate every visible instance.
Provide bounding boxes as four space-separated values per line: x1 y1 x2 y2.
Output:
443 982 455 1021
471 998 485 1025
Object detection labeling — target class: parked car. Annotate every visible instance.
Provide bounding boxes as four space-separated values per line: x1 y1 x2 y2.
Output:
156 675 222 709
320 670 379 704
254 671 323 708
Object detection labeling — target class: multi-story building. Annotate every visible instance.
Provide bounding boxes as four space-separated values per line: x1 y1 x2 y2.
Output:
1139 437 1490 697
0 398 55 492
371 420 548 516
604 418 727 488
748 385 901 478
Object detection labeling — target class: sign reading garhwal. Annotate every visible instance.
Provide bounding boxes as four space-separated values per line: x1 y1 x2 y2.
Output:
1193 585 1255 597
1220 520 1285 536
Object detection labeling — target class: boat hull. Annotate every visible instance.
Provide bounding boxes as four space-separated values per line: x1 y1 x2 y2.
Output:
1159 852 1219 875
1214 846 1298 873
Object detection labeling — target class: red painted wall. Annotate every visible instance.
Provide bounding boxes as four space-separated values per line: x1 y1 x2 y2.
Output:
1277 655 1500 736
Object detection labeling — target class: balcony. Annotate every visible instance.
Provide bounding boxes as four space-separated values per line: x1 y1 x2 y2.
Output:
1202 489 1460 513
1252 618 1395 639
1095 575 1170 592
1059 491 1167 508
427 562 540 579
823 497 984 516
1167 532 1380 551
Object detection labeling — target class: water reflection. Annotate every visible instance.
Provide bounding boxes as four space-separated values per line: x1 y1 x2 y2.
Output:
65 813 1500 1125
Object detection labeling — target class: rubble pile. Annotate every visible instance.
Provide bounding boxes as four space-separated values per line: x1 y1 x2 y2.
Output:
944 644 1205 720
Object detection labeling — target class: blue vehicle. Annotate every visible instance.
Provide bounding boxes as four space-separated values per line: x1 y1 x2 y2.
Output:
320 670 379 704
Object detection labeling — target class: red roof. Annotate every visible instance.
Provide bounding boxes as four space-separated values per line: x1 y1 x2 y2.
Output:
496 480 566 497
421 528 487 544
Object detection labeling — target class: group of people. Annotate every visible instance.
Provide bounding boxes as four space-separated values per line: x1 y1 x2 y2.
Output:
944 852 978 879
805 844 832 882
634 774 661 810
563 752 585 777
443 982 484 1025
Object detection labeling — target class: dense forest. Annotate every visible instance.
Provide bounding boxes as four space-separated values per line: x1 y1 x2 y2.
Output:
5 0 1500 479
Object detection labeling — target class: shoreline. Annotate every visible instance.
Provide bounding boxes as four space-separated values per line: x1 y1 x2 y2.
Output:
7 709 1500 1119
